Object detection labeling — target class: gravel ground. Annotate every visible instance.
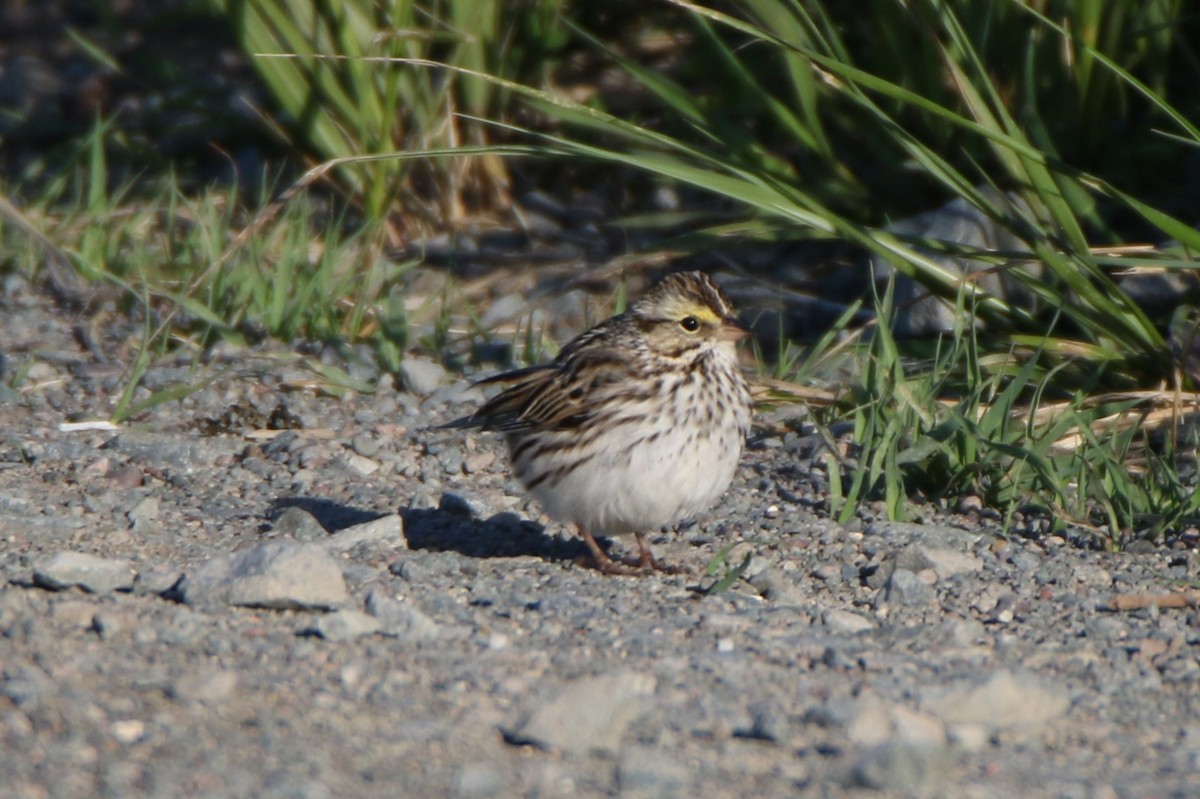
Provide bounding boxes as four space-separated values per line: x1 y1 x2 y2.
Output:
2 274 1200 799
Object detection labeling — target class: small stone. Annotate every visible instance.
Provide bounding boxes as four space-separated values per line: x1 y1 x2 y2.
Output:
1007 548 1042 571
747 567 801 603
170 670 239 704
812 563 841 583
107 464 145 489
178 541 349 611
92 609 137 639
919 547 982 578
399 356 446 396
823 608 875 634
351 433 380 458
126 496 161 532
133 565 183 596
463 451 496 474
920 670 1070 731
344 453 381 476
324 514 406 553
364 588 439 642
110 719 146 744
823 646 858 671
850 742 952 793
946 723 991 751
882 568 934 605
311 609 382 642
736 701 788 743
508 671 656 755
957 495 983 513
437 449 464 476
34 552 135 593
272 507 328 542
439 492 491 518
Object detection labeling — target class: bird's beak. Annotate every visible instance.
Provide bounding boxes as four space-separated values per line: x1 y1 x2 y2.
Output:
717 317 751 342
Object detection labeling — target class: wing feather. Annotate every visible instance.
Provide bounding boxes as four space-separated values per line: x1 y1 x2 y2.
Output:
442 328 636 433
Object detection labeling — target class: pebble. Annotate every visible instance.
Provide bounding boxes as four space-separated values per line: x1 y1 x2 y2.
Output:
911 545 983 577
33 552 136 593
364 588 439 641
439 491 491 518
850 741 952 793
350 433 380 458
507 671 656 754
133 565 183 596
272 507 328 541
109 719 146 745
463 450 496 474
882 568 935 605
322 514 405 553
170 669 239 704
126 496 161 532
398 356 446 396
178 541 349 611
310 609 382 642
823 608 875 634
92 609 137 639
344 453 381 476
919 670 1071 731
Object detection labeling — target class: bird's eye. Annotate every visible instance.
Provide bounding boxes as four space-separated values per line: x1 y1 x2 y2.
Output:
679 316 701 332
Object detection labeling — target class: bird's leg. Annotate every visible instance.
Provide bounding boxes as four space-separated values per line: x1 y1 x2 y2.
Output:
577 526 639 575
633 533 683 573
633 533 661 570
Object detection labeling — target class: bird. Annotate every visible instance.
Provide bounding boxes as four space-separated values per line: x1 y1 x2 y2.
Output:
444 271 752 573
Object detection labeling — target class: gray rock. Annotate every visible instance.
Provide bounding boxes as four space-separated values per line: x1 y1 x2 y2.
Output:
178 541 349 611
847 700 947 747
350 433 380 458
897 544 983 578
272 507 327 541
311 609 382 642
736 701 789 743
126 496 161 532
33 552 135 593
398 356 446 396
364 588 439 641
323 514 405 553
170 670 239 704
869 188 1039 337
920 670 1071 731
102 431 238 471
92 609 137 639
508 671 656 755
439 491 488 518
344 453 381 476
823 608 875 634
883 568 935 605
747 567 806 604
850 741 953 793
133 564 183 596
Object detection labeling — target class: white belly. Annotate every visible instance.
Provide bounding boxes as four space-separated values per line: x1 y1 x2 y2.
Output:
511 372 749 536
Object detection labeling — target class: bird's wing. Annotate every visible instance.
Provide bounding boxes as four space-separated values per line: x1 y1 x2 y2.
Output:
444 344 633 433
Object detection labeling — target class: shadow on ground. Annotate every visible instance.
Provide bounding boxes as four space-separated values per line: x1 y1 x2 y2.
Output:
266 495 590 564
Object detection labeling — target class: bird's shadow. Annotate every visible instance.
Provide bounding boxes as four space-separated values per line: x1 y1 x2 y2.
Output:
267 495 588 563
